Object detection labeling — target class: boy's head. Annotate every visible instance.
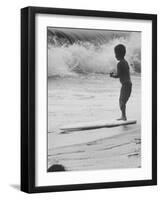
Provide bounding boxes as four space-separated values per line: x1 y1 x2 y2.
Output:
114 44 126 60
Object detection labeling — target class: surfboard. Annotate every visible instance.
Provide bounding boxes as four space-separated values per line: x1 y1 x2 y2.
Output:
60 119 137 132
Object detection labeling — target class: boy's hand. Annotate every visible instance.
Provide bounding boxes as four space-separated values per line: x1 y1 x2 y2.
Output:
110 72 114 77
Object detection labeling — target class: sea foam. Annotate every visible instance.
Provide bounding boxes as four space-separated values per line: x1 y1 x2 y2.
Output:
48 31 141 77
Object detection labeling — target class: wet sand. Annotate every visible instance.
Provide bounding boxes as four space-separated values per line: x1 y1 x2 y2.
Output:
48 75 141 171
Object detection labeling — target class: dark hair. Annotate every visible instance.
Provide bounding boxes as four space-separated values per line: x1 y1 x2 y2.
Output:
114 44 126 59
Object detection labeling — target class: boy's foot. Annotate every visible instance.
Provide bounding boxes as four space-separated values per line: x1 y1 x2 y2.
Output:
117 116 127 121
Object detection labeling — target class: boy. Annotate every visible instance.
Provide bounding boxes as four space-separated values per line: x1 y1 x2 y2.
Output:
110 44 132 121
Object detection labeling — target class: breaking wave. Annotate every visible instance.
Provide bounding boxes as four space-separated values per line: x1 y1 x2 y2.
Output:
48 28 141 77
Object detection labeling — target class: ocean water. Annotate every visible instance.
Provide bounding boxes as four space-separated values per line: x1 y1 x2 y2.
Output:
48 29 141 77
47 28 141 171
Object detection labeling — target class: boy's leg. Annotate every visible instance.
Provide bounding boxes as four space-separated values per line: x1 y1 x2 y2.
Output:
118 99 127 120
118 83 132 120
117 84 129 121
121 103 127 120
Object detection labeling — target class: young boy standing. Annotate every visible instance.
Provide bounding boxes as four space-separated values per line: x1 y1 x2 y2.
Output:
110 44 132 121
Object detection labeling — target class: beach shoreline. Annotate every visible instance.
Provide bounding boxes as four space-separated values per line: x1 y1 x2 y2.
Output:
48 75 141 171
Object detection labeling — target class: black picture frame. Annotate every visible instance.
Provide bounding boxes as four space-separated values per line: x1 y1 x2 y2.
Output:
21 6 157 193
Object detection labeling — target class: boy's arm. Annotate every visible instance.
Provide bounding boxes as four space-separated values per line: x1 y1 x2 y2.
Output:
110 63 120 78
110 73 119 78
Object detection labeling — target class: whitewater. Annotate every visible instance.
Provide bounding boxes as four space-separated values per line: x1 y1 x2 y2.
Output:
48 29 141 77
